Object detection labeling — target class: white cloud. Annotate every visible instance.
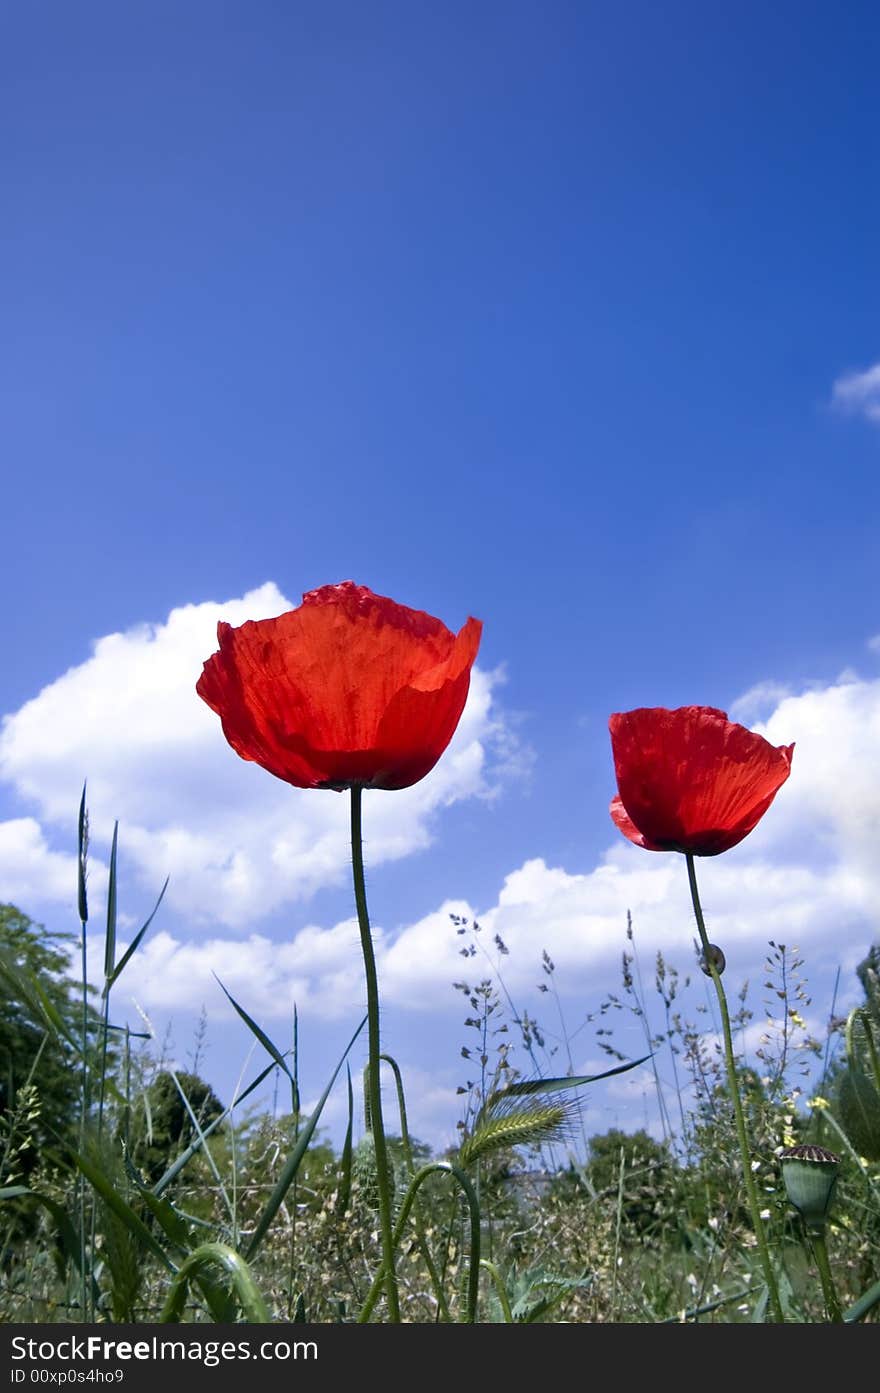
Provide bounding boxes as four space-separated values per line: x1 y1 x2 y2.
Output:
831 361 880 424
729 681 793 725
0 817 100 912
749 674 880 893
89 658 880 1029
5 590 880 1148
0 584 524 927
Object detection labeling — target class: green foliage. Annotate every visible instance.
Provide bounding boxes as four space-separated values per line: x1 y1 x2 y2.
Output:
2 876 879 1324
826 944 880 1161
584 1127 671 1193
128 1071 225 1185
0 904 104 1193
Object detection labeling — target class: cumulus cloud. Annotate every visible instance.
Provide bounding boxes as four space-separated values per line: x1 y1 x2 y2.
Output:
4 589 880 1151
749 673 880 893
0 818 100 912
831 361 880 424
0 584 524 927
729 681 794 725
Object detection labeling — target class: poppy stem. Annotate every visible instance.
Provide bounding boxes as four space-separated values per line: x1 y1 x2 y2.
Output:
808 1228 843 1322
350 785 401 1323
685 853 786 1324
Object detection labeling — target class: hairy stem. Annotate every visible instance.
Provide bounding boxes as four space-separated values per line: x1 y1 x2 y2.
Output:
351 787 400 1322
809 1229 843 1322
686 853 785 1323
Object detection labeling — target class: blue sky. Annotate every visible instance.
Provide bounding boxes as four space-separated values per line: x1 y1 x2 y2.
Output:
2 2 879 1150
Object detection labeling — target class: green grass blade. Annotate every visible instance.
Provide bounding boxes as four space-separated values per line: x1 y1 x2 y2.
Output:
73 1149 174 1271
167 1068 232 1220
245 1014 366 1259
77 783 89 924
122 1152 192 1253
292 1004 300 1115
489 1053 652 1102
213 973 293 1081
138 1191 192 1254
2 1187 89 1280
844 1276 880 1323
106 876 169 992
103 821 119 981
335 1065 354 1217
152 1057 281 1197
160 1242 270 1323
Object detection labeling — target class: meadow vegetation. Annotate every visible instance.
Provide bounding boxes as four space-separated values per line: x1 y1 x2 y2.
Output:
2 882 878 1324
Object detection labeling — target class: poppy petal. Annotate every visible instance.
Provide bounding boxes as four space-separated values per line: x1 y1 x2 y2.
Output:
197 584 482 792
609 706 794 856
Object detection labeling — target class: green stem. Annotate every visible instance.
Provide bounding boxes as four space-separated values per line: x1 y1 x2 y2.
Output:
809 1228 843 1322
79 912 89 1323
685 853 785 1324
381 1052 453 1322
358 1162 481 1324
351 786 400 1323
480 1259 514 1322
160 1243 269 1323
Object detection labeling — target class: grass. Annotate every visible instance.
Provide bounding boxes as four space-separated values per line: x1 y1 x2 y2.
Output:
1 796 879 1325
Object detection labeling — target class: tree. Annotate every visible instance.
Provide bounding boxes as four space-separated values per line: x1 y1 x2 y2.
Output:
128 1069 225 1184
0 903 96 1184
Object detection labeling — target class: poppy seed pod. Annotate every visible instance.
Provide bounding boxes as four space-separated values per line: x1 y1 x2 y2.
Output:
779 1144 840 1233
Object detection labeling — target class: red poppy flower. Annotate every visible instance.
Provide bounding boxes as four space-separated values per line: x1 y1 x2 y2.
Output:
609 705 794 856
197 581 482 791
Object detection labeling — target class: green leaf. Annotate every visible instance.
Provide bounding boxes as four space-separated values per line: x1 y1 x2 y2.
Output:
0 949 79 1051
845 1276 880 1323
160 1243 269 1324
122 1152 192 1253
839 1063 880 1161
508 1267 593 1323
245 1014 366 1259
195 1271 238 1322
77 783 89 924
336 1065 354 1217
751 1284 769 1323
213 974 293 1081
152 1057 280 1198
138 1191 193 1253
106 877 169 993
72 1149 174 1271
103 822 119 982
1 1187 87 1281
291 1004 300 1115
489 1053 652 1103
